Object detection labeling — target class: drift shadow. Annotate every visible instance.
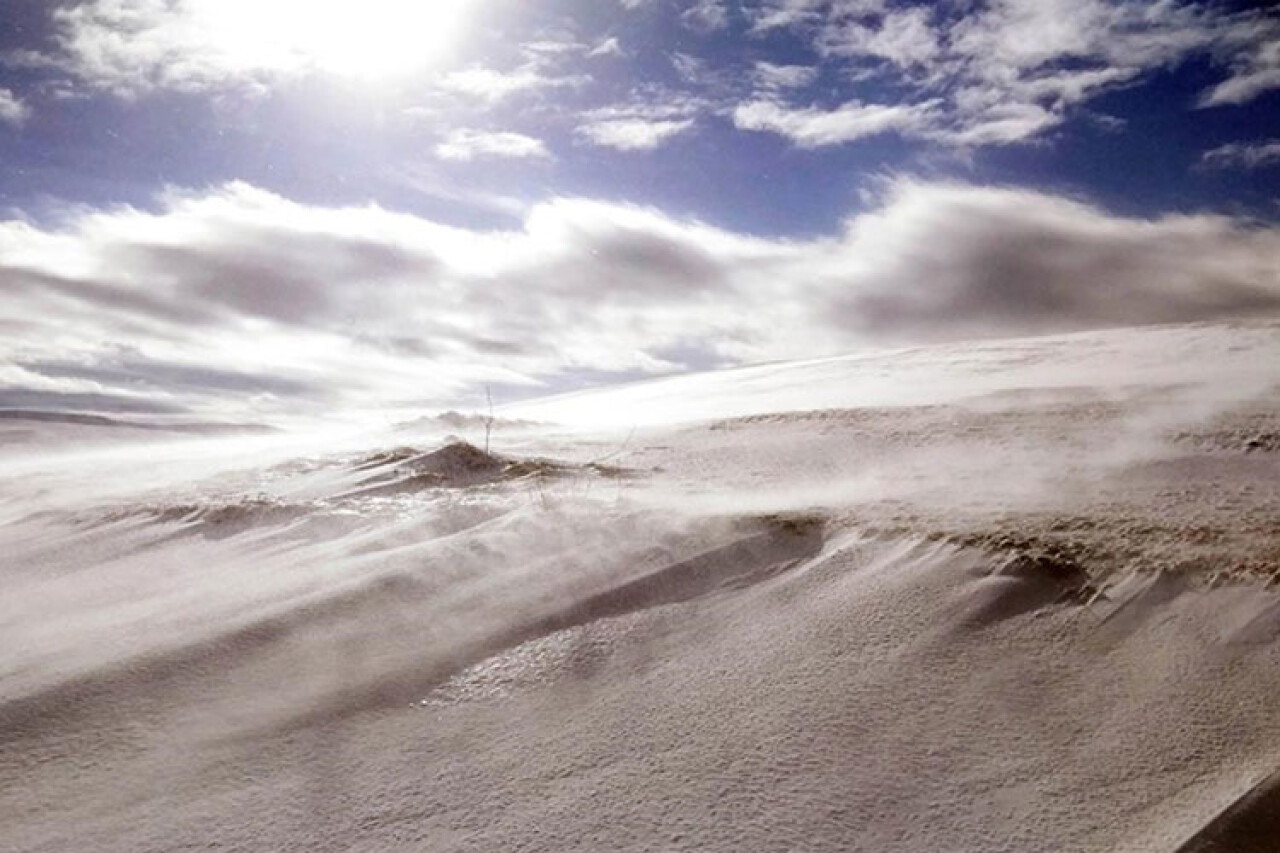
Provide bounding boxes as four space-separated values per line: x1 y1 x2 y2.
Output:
281 512 827 730
1171 767 1280 853
953 552 1096 627
0 512 825 745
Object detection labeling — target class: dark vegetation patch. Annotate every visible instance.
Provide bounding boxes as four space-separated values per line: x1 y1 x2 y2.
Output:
349 440 639 497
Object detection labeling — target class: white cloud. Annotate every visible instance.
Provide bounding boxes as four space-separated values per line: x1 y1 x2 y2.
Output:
435 129 551 162
916 0 1210 141
750 0 884 33
577 96 705 151
733 98 938 147
1014 66 1141 108
749 0 1280 148
818 6 940 68
1203 67 1280 107
0 88 29 125
0 183 782 414
947 0 1212 74
6 180 1275 417
824 181 1280 342
22 0 1280 154
682 0 731 32
670 52 740 92
42 0 482 95
577 118 696 151
1199 17 1280 106
930 101 1060 147
1201 140 1280 170
435 66 587 102
587 37 626 59
753 62 819 91
942 1 1280 128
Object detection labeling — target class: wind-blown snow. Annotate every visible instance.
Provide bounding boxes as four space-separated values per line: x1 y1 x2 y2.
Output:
3 320 1280 852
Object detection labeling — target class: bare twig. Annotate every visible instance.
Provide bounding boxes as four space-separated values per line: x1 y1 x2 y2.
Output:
589 425 636 466
484 386 494 455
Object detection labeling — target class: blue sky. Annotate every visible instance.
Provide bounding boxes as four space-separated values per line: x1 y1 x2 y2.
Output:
0 0 1277 420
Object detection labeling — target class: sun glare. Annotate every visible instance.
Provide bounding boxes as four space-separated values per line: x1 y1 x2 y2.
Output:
192 0 473 80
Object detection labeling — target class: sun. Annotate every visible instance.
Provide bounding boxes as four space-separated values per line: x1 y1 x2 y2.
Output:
191 0 474 81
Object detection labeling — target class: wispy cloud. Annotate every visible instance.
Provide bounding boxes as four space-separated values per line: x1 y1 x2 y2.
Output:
435 129 551 162
734 98 938 147
577 96 705 151
1198 13 1280 106
587 37 626 59
435 66 587 102
749 0 855 34
1203 67 1280 107
0 88 29 125
1201 140 1280 170
577 118 696 151
682 0 732 33
22 0 1279 156
670 52 741 93
743 0 1280 148
817 5 939 68
753 62 819 91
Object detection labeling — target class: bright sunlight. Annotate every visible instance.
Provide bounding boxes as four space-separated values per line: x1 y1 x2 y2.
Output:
190 0 474 80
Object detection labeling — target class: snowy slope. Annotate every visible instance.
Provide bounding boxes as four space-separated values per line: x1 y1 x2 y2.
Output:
3 320 1280 852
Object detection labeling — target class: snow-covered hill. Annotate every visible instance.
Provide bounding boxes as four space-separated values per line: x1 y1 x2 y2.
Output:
3 320 1280 852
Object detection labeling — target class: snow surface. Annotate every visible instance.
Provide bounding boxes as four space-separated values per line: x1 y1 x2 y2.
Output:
3 320 1280 852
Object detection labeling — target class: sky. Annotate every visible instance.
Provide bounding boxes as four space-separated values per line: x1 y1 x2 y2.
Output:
0 0 1277 422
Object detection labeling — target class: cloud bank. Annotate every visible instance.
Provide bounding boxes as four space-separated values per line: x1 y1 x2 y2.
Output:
2 181 1277 418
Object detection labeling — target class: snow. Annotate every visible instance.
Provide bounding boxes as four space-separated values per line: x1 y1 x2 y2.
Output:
3 320 1280 852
